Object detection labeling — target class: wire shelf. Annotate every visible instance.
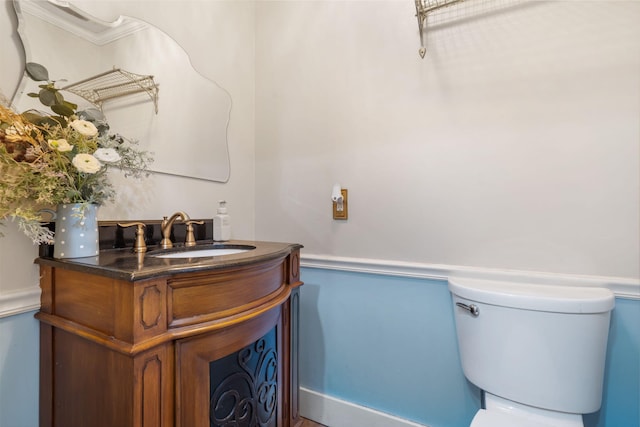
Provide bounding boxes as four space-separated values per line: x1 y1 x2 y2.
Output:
61 68 159 113
414 0 467 57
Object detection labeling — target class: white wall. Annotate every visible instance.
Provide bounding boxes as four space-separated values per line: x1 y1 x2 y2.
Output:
0 0 256 302
254 0 640 280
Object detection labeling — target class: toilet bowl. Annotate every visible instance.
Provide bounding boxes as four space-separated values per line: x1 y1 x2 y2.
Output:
448 278 614 427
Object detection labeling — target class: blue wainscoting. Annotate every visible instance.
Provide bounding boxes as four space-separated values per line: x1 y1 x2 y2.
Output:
299 267 640 427
584 297 640 427
299 267 480 427
0 310 39 427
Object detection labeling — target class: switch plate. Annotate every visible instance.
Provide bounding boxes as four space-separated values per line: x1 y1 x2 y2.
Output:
333 189 348 220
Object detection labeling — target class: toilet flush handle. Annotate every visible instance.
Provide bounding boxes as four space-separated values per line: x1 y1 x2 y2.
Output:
456 302 480 317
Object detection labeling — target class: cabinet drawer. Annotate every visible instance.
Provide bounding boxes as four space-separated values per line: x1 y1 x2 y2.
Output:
167 258 286 328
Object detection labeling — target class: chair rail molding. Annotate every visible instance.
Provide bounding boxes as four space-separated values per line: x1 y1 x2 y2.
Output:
0 286 41 318
300 254 640 300
2 256 637 317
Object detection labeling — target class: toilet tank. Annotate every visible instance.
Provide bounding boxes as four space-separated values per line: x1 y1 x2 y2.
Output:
448 278 614 414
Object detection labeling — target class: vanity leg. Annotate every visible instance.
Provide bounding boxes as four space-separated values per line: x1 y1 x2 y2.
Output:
289 287 302 427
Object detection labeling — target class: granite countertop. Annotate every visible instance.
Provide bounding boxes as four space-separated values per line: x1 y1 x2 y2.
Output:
35 240 302 282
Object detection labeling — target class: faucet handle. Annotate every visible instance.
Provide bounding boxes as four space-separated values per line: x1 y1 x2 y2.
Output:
118 222 147 253
184 220 205 247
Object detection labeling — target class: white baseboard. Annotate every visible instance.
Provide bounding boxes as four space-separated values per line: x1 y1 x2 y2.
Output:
300 254 640 300
0 286 40 318
299 387 429 427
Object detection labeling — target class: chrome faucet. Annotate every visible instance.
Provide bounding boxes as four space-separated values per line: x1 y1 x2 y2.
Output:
160 211 190 249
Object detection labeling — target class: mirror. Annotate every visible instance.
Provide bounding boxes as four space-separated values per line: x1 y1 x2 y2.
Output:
12 0 231 182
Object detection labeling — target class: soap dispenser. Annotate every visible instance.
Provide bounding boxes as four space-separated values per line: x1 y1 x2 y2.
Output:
213 200 231 241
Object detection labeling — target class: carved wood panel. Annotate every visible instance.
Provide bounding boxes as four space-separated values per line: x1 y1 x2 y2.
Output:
175 308 283 427
140 285 162 329
132 279 168 343
209 327 277 427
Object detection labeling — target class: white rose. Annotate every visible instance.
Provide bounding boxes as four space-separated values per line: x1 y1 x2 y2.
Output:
70 120 98 137
93 148 121 163
72 153 102 173
48 138 74 152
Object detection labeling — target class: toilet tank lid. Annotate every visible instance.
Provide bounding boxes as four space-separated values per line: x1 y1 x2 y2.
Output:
448 278 615 313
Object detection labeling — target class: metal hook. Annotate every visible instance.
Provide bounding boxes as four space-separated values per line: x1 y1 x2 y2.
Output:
415 0 427 58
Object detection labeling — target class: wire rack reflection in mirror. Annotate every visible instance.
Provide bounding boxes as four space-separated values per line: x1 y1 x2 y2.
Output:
414 0 467 58
61 68 159 114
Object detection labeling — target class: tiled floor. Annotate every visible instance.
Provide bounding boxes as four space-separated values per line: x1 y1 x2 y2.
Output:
300 417 328 427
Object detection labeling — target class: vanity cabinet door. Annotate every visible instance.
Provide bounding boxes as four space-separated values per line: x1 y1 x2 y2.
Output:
175 306 285 427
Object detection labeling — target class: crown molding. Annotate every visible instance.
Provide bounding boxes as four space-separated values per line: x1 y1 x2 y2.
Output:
19 0 146 46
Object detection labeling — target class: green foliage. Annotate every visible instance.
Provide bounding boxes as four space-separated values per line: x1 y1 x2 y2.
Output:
25 64 78 120
25 62 49 81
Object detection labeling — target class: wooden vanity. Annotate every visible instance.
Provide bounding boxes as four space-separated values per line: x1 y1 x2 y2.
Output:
35 240 303 427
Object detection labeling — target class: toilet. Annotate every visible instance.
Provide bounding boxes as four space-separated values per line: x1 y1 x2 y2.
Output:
448 277 615 427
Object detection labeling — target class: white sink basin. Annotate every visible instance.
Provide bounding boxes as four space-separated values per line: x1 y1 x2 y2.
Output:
152 246 254 259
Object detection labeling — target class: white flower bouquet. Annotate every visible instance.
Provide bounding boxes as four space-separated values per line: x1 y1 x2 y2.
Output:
0 63 152 243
